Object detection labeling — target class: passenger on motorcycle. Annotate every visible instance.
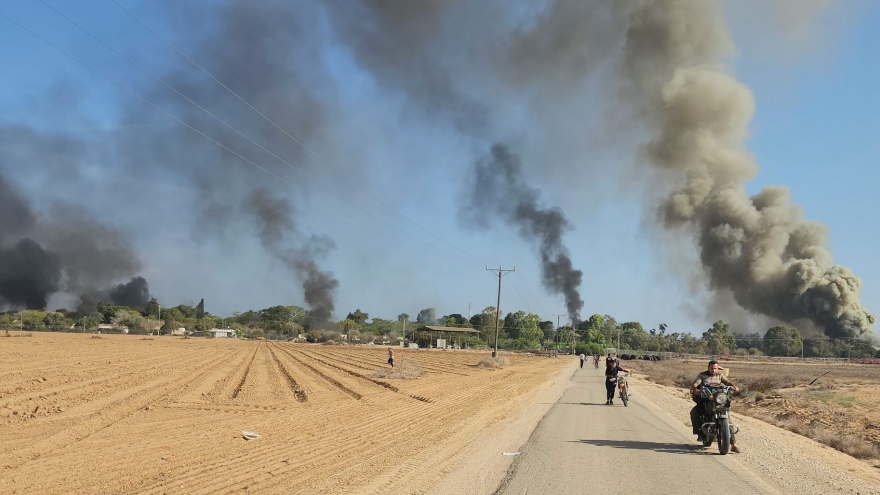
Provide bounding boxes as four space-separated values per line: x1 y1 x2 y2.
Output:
690 360 740 451
604 359 631 405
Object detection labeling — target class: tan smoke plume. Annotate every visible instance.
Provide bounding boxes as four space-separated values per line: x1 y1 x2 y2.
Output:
621 0 874 337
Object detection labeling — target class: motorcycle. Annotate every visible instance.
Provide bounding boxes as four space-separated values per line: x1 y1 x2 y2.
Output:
698 384 740 454
617 373 631 407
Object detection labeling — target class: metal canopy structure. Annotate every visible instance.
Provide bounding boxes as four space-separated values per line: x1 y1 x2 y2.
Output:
414 326 480 348
415 326 481 334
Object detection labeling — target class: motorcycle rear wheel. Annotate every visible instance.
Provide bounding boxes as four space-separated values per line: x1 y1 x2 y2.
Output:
718 418 731 455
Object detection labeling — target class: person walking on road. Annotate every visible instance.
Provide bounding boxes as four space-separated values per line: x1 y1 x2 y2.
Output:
579 353 585 368
387 348 394 368
604 359 631 405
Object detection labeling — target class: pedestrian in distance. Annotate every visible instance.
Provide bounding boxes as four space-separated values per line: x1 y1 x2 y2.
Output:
579 352 585 368
387 348 394 368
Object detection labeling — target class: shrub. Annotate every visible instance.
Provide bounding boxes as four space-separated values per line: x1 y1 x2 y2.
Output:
743 376 777 393
477 356 511 369
810 425 880 459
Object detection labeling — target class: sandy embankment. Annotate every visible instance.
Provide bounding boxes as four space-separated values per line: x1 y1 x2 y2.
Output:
630 376 880 495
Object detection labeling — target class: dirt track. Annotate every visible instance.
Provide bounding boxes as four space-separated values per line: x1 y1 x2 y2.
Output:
0 333 569 494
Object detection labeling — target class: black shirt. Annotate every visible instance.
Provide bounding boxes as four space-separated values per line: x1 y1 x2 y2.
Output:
605 364 624 380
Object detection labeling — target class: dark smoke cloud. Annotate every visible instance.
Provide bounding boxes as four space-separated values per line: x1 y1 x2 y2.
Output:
461 144 584 322
0 169 146 312
0 172 37 243
0 239 62 309
326 0 489 133
245 188 338 328
620 0 874 337
76 276 151 313
104 276 151 308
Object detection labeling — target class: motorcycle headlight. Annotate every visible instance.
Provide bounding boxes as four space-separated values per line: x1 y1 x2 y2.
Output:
715 392 728 405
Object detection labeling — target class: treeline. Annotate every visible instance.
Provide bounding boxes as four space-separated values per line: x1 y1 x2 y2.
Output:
568 316 878 359
2 301 877 359
0 298 220 335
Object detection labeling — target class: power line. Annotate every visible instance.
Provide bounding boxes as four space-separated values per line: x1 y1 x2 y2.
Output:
33 0 476 265
512 269 553 321
108 0 486 264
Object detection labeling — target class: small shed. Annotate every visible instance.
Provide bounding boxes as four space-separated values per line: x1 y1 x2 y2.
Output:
414 326 480 349
211 328 236 338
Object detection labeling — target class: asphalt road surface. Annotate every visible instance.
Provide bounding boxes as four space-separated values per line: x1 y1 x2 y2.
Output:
494 364 779 495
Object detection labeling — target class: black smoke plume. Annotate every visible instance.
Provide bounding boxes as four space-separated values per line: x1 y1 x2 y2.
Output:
245 188 338 328
0 238 62 310
0 170 146 312
461 144 584 322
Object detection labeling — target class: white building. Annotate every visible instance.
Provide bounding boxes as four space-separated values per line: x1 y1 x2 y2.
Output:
211 328 236 338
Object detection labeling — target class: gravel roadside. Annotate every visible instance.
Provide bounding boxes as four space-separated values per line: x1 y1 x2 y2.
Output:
631 375 880 495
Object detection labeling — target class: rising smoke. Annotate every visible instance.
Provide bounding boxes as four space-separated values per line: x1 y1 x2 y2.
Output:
620 0 875 337
0 171 148 312
2 0 871 339
461 144 584 323
245 188 338 329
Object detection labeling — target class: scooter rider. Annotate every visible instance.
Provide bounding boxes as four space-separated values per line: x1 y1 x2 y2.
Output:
690 360 740 451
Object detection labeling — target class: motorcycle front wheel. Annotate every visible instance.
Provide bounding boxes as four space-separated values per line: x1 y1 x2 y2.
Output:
620 390 628 407
718 418 731 455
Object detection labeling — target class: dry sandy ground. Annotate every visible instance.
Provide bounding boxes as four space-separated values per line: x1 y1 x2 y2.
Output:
4 334 879 495
629 375 880 495
0 333 571 495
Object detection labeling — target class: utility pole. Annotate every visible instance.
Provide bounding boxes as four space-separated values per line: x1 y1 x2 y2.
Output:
553 313 566 352
486 265 515 358
157 303 161 336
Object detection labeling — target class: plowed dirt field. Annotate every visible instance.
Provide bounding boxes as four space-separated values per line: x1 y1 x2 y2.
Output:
0 333 570 494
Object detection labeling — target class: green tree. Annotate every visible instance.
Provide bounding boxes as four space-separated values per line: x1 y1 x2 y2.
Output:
176 304 196 319
113 309 145 333
339 318 360 334
43 312 73 331
0 313 14 329
145 297 160 319
96 301 115 324
442 314 469 327
763 326 802 357
519 312 543 347
196 299 206 319
416 308 436 325
471 307 501 344
601 315 619 345
504 311 529 339
81 314 102 332
21 310 47 330
346 309 369 326
578 314 606 345
703 320 735 355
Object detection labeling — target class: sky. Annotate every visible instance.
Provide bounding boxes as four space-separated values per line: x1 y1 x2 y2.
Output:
0 0 877 340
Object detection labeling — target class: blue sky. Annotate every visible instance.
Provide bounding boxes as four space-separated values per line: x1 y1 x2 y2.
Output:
0 1 876 339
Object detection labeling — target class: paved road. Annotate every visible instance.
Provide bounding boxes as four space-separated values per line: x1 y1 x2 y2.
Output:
495 365 779 495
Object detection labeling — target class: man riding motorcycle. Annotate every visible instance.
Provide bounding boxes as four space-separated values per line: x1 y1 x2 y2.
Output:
690 360 740 452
